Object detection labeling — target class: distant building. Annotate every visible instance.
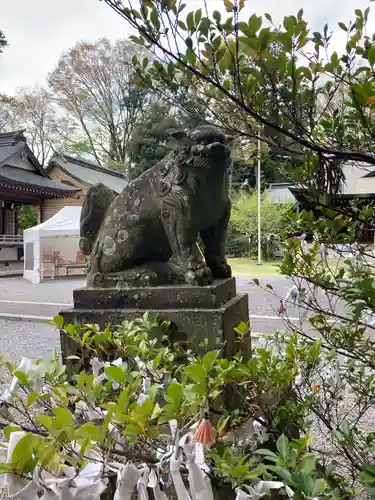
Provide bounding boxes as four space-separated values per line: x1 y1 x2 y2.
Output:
266 182 297 205
266 164 375 245
0 131 79 263
44 153 128 220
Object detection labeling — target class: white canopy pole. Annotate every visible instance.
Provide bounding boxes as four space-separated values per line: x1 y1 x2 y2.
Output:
257 137 262 266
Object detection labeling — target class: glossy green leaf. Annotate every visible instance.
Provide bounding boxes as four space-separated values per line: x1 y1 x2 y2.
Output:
255 448 278 459
2 425 21 441
150 8 160 29
198 18 211 38
299 454 316 474
215 47 226 61
307 338 321 362
213 10 221 23
167 382 183 406
14 370 27 385
11 433 39 473
267 465 292 482
276 434 289 459
311 478 327 496
117 387 130 412
53 407 73 428
129 35 145 46
178 20 187 30
184 364 207 383
185 37 193 50
28 392 43 406
53 315 64 330
264 13 272 23
0 463 12 473
36 415 53 431
368 47 375 66
194 8 202 25
76 424 102 442
151 402 162 420
360 466 375 486
105 365 126 384
202 351 219 372
248 14 262 34
186 11 195 31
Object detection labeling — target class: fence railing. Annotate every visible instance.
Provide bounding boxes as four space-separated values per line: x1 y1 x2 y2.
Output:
0 234 23 244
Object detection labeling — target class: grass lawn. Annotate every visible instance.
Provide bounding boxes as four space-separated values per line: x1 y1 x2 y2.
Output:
227 257 282 276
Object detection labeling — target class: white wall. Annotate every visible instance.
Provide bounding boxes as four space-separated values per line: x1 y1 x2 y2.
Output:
0 248 18 261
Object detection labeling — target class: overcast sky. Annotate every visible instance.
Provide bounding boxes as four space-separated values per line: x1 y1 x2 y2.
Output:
0 0 373 95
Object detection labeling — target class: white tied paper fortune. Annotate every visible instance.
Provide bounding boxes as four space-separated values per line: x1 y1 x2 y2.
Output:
39 477 74 500
90 357 106 386
8 466 40 500
170 454 192 500
148 469 168 500
90 357 126 389
114 462 143 500
1 357 45 407
137 465 150 500
185 452 214 500
62 462 107 499
169 431 214 500
5 431 38 499
2 430 108 500
235 481 295 499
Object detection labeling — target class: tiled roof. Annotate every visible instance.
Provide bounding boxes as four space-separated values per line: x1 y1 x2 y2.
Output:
0 144 21 165
0 130 26 144
340 163 375 196
287 164 375 199
0 130 47 175
266 183 297 204
49 154 127 194
0 132 80 197
0 166 78 194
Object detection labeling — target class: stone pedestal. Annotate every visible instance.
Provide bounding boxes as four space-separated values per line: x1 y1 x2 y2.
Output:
59 277 250 370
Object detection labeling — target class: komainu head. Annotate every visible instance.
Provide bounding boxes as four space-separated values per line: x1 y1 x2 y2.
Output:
170 125 234 168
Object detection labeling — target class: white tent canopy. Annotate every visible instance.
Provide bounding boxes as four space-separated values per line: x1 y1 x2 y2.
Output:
23 206 84 283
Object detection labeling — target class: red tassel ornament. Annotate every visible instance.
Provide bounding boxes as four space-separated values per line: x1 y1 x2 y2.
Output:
194 416 216 446
278 299 286 315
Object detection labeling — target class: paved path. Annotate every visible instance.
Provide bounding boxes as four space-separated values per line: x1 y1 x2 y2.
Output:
0 275 328 335
0 274 348 335
0 262 23 278
0 275 366 376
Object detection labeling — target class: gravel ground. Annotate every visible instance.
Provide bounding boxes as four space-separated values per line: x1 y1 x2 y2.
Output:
0 319 60 362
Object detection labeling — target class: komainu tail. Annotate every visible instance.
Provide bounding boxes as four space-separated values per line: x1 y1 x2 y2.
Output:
79 183 115 255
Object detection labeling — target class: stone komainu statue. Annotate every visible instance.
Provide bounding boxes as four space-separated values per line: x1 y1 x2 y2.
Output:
79 125 233 287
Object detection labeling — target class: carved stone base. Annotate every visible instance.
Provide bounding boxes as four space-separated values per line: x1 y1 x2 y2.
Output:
73 278 237 310
89 260 188 288
60 278 250 374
